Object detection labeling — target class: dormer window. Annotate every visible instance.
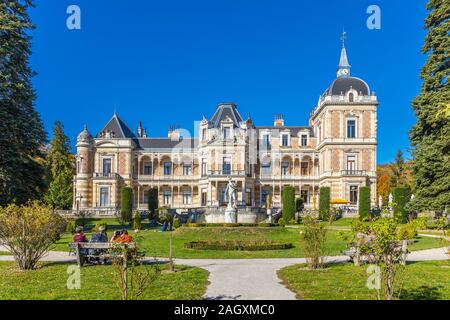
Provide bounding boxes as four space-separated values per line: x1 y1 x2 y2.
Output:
223 127 231 140
301 134 308 147
349 92 354 102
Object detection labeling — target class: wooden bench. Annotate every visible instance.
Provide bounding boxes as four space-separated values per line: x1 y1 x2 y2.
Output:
69 243 136 267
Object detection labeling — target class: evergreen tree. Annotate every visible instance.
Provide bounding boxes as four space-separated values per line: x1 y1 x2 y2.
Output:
389 150 406 187
45 121 75 209
409 0 450 211
0 0 47 206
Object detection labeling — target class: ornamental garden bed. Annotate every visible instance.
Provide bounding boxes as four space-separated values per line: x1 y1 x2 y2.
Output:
184 240 293 251
183 223 278 228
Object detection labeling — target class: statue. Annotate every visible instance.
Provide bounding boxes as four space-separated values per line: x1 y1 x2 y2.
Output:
224 177 238 223
225 177 238 209
378 195 383 208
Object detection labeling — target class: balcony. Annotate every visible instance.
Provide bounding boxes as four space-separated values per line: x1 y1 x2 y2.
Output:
341 170 367 177
94 172 119 179
208 170 246 177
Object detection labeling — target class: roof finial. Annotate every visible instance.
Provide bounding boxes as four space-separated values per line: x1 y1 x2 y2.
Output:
341 30 347 48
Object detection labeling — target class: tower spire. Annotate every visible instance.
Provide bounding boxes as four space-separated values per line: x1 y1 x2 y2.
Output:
337 31 351 78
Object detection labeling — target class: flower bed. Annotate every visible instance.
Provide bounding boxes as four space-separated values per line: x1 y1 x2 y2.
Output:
184 240 293 251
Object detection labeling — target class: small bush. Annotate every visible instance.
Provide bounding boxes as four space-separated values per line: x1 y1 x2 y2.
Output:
278 218 286 227
302 217 327 269
121 187 133 223
184 240 293 251
66 220 76 234
295 198 304 213
173 217 181 229
132 211 142 230
319 187 331 220
93 221 108 232
392 187 411 223
397 221 418 240
358 187 371 221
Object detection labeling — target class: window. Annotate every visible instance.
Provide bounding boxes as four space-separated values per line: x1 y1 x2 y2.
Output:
77 160 81 174
261 162 271 176
99 187 109 207
301 134 308 147
222 157 231 175
143 189 149 204
143 162 152 175
262 134 270 148
202 128 207 141
183 164 192 176
347 119 356 138
261 190 270 206
102 158 112 176
201 159 207 176
281 134 289 147
281 161 289 176
301 162 309 176
163 190 172 205
346 155 356 172
349 92 354 102
182 191 192 205
350 186 358 204
223 127 231 140
201 189 207 206
300 190 309 204
164 162 172 175
220 188 227 205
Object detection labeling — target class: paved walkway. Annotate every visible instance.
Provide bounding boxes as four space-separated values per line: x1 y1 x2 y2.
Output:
1 245 448 300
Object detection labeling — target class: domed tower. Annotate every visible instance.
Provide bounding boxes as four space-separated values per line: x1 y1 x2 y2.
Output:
74 125 94 210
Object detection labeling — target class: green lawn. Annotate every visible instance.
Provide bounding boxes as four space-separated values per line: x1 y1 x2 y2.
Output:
0 261 208 300
51 219 445 259
278 260 450 300
0 251 10 256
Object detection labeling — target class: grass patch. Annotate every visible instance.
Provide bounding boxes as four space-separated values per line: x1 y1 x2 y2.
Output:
0 251 10 256
0 261 208 300
52 220 445 259
278 260 450 300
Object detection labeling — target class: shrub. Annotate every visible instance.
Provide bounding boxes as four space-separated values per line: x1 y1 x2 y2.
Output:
319 187 331 220
302 217 327 269
182 223 278 228
392 187 411 223
397 221 418 240
93 221 108 232
147 188 159 220
0 202 66 270
282 186 295 223
66 220 77 234
358 186 371 221
121 187 133 223
278 217 286 227
295 198 304 213
132 211 142 230
173 217 181 229
184 240 293 251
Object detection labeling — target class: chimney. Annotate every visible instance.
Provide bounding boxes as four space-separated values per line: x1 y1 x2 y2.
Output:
274 114 284 127
137 121 143 137
168 125 180 141
143 128 147 138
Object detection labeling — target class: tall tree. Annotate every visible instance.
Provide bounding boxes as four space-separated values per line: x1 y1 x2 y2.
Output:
0 0 47 206
389 150 406 188
409 0 450 211
45 121 74 209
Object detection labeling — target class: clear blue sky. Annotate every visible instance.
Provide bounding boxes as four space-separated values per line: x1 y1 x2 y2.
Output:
29 0 428 164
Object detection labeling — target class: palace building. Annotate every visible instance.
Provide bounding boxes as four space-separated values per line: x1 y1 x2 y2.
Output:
73 40 378 214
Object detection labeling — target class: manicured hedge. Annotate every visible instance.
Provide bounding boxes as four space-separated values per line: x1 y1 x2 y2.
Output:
147 187 159 220
184 241 293 251
282 186 295 222
393 187 411 223
183 223 278 228
121 187 133 223
358 186 371 221
319 187 331 220
295 198 304 213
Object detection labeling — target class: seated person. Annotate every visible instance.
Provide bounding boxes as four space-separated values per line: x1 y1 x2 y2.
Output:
118 230 133 243
91 226 108 243
73 226 87 243
110 230 122 243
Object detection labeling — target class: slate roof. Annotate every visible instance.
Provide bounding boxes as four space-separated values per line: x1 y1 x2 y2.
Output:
96 113 136 138
210 103 244 128
135 138 198 150
324 77 370 96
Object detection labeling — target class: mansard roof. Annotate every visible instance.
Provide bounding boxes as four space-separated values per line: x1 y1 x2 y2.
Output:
135 138 198 150
96 113 136 139
210 103 244 128
324 77 370 96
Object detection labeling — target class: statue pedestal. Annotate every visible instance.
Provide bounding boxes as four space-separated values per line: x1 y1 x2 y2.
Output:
224 208 238 224
266 209 272 222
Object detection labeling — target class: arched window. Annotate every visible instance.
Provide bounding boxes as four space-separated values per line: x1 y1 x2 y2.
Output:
349 92 354 102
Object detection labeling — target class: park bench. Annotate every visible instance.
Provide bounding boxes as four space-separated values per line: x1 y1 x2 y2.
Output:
69 242 136 267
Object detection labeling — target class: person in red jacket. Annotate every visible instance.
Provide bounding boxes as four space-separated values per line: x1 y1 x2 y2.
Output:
73 226 87 243
118 230 133 243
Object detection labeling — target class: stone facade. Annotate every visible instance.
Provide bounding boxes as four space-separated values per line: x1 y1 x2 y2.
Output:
73 44 378 212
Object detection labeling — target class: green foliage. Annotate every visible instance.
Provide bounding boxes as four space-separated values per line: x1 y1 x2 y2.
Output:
45 121 75 209
184 240 293 251
277 217 286 227
172 217 181 229
319 187 331 220
66 220 76 234
358 187 371 221
409 0 450 211
121 187 133 223
398 221 419 241
93 221 108 233
282 186 295 223
295 198 304 213
0 0 47 206
392 187 411 223
132 211 142 230
0 202 66 270
301 217 327 269
147 188 159 220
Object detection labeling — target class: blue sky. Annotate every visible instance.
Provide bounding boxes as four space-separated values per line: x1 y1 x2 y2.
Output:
30 0 428 164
